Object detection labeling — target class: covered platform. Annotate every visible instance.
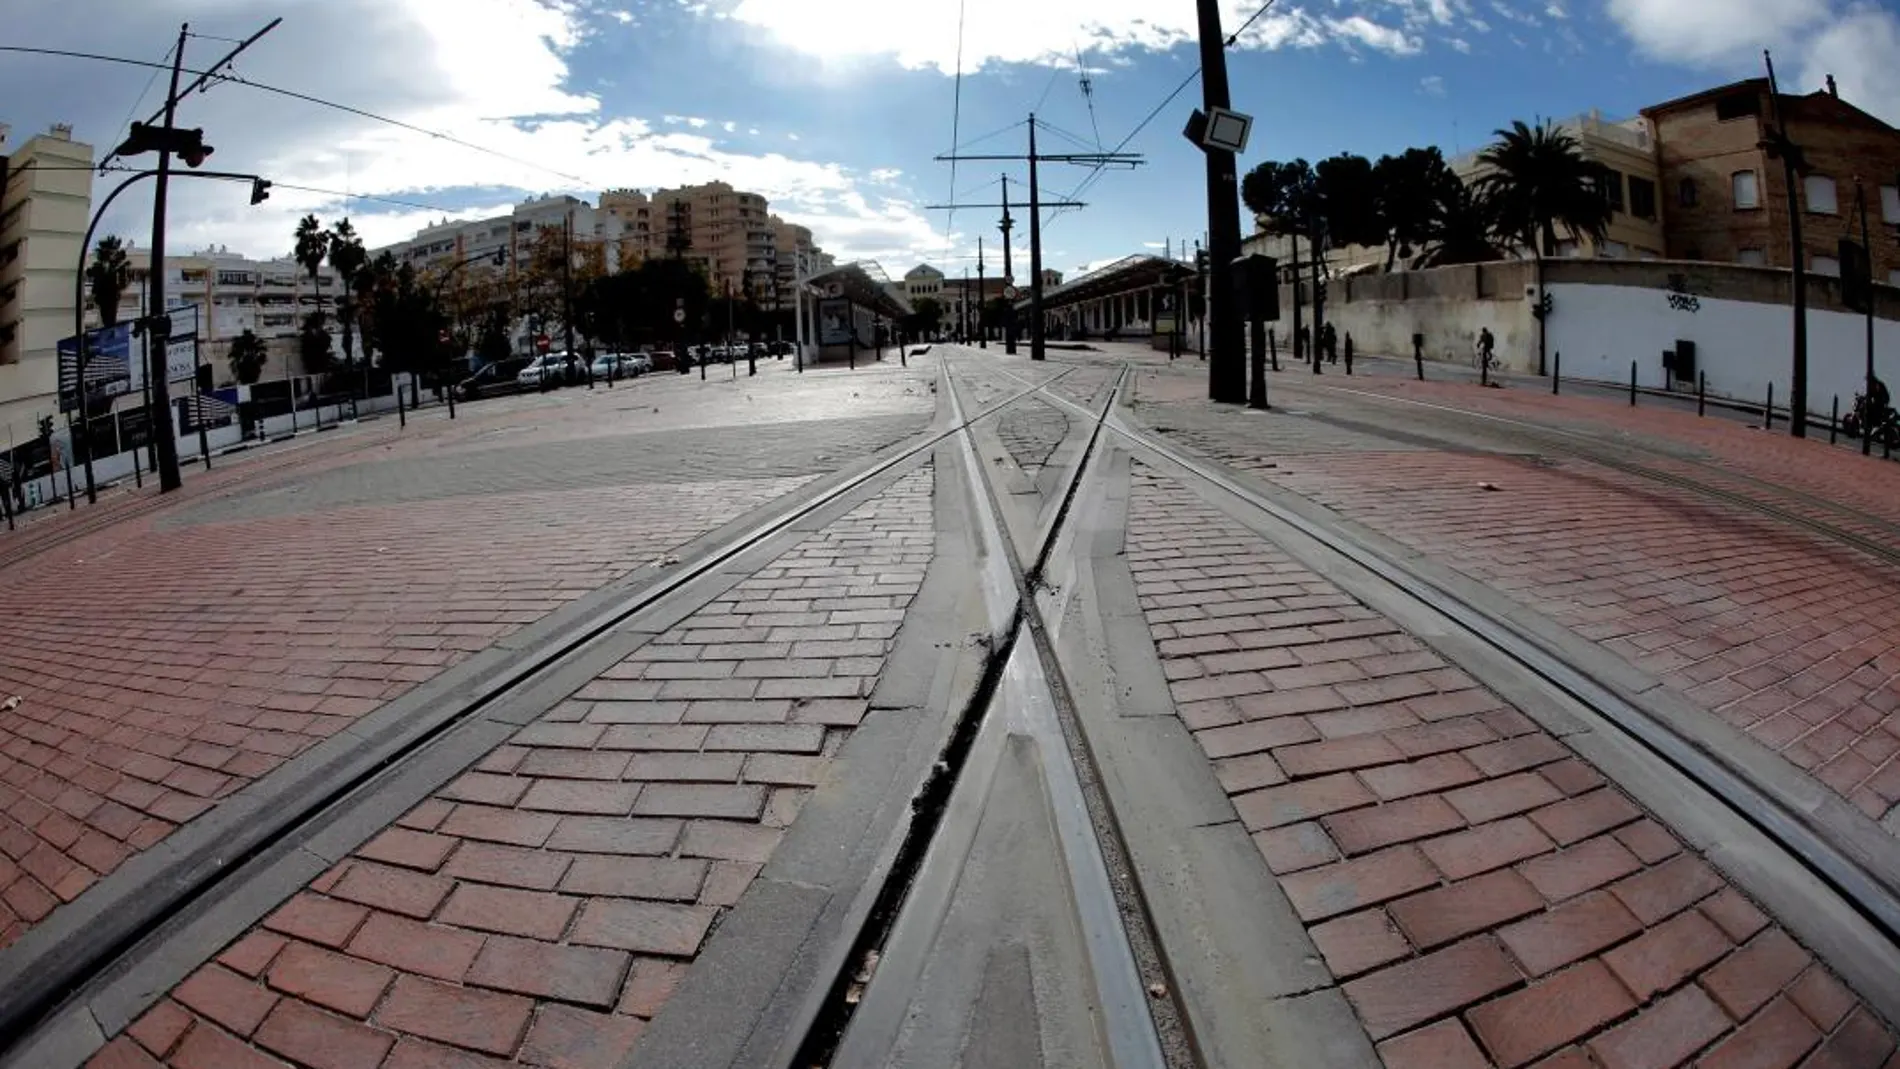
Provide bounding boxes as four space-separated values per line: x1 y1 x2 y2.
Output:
803 260 912 366
1017 254 1203 350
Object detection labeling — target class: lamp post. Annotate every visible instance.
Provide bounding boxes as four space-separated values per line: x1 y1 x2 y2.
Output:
429 248 505 419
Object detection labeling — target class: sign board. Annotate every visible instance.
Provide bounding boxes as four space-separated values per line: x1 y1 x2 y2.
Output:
818 298 853 346
1003 285 1019 300
535 334 552 352
673 308 687 324
57 305 199 413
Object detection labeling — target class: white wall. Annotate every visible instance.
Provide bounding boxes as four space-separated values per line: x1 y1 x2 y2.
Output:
1546 283 1900 407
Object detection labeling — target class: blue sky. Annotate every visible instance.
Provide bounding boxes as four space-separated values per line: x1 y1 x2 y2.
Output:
5 0 1897 278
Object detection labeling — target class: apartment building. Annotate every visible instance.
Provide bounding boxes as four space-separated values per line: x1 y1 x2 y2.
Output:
1450 109 1669 260
772 218 832 309
600 182 779 301
1643 78 1900 283
109 246 342 380
0 123 91 450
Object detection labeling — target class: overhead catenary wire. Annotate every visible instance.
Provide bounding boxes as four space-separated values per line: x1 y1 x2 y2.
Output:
109 42 176 168
0 45 595 188
942 0 970 263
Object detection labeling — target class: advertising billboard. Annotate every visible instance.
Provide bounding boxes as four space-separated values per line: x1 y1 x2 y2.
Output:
58 305 200 413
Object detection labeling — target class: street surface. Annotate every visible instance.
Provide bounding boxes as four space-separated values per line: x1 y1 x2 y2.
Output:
2 344 1898 1069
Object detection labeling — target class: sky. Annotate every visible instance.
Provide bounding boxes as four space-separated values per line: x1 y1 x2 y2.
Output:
4 0 1897 281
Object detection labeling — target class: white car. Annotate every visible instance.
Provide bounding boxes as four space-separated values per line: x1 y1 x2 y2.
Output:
516 353 576 387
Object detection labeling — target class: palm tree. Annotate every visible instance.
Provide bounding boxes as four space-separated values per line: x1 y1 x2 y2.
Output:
1475 120 1613 260
1414 183 1504 269
1373 148 1459 271
227 329 270 385
327 218 368 370
1476 120 1612 374
86 235 134 327
293 213 331 327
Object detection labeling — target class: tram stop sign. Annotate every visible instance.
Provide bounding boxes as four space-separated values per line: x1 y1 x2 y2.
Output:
535 334 552 352
673 308 687 323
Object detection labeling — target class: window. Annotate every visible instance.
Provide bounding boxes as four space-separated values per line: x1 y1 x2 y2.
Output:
1601 169 1625 212
1715 93 1761 121
1601 241 1628 258
1883 186 1900 224
1891 269 1900 287
1737 248 1767 266
1732 171 1760 209
1629 177 1657 220
1812 254 1841 277
1804 175 1838 214
1679 177 1698 207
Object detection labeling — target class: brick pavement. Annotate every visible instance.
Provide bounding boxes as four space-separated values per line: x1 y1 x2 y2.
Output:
1127 363 1900 825
996 398 1070 474
1124 465 1898 1068
88 466 933 1069
0 395 934 949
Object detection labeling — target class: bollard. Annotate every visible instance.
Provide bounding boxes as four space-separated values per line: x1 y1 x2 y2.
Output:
1698 372 1706 417
1344 333 1354 375
1552 351 1561 395
1412 333 1426 381
1268 328 1279 372
397 380 406 429
1830 396 1838 444
1764 383 1773 430
1 482 13 531
1629 361 1637 406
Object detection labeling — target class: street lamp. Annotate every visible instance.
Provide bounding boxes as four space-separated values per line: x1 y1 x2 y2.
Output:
69 168 264 503
430 247 508 419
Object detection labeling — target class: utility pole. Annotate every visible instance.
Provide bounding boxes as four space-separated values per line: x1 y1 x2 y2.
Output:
1858 178 1878 455
145 24 190 492
999 174 1016 354
1195 0 1247 403
933 129 1135 357
1028 114 1046 361
1764 51 1809 437
961 267 970 341
564 209 586 388
977 236 987 349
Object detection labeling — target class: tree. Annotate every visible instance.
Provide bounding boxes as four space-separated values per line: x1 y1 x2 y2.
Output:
293 214 332 336
327 218 368 370
906 297 944 338
87 235 134 327
1373 148 1459 271
298 311 334 375
1242 158 1319 245
1475 120 1613 260
227 329 270 384
1413 182 1503 268
1314 153 1383 251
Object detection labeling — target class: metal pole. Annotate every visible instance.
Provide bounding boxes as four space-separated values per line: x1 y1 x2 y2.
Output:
1000 175 1016 355
1698 372 1706 417
396 374 405 428
565 211 586 389
977 237 987 349
1830 395 1838 444
1553 351 1561 395
1860 180 1877 456
1028 115 1046 362
795 255 806 372
1195 0 1245 402
1249 315 1267 410
146 24 189 492
1629 360 1636 405
1765 52 1808 437
1766 382 1774 429
194 336 210 468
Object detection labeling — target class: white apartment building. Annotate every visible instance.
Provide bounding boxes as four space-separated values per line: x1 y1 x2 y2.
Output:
0 123 92 451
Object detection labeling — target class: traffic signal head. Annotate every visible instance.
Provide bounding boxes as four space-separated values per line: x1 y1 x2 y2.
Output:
249 178 272 206
114 123 213 166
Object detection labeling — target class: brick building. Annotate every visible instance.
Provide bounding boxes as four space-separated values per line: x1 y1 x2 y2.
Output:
1644 78 1900 285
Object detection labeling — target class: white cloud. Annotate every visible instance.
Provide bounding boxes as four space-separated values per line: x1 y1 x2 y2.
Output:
1544 1 1567 17
868 168 904 182
1607 0 1898 124
1490 1 1540 25
611 9 633 22
1448 36 1473 51
1420 74 1447 95
1606 0 1824 65
723 0 1416 69
3 0 938 265
1798 7 1900 124
1328 14 1425 54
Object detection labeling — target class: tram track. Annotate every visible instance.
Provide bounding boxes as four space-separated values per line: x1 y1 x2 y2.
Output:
998 354 1900 1026
0 367 1080 1069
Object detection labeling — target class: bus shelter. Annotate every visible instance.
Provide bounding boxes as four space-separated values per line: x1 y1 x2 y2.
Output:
804 261 912 366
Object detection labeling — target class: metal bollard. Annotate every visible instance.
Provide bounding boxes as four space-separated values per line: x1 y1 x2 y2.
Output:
1344 334 1353 375
1830 396 1838 444
1269 327 1279 373
397 380 406 429
1552 351 1561 395
1698 372 1706 417
1629 361 1637 406
1765 383 1774 430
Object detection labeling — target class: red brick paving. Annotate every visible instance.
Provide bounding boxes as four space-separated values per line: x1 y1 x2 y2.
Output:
94 466 932 1068
1124 466 1897 1068
0 476 808 949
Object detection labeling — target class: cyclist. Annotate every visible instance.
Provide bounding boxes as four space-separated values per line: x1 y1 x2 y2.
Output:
1476 327 1496 372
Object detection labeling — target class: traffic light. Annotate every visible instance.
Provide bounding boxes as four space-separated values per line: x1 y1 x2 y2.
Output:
113 123 214 168
249 178 272 205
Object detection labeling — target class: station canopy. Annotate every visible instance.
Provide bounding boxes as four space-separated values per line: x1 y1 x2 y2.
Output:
1020 254 1191 311
806 260 913 319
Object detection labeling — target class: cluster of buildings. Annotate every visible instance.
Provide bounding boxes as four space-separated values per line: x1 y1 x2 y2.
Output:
1251 77 1900 283
891 263 1063 335
0 115 839 448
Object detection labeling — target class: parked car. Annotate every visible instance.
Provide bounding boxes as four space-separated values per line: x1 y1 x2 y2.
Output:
624 352 653 375
767 340 792 357
590 353 627 380
516 352 582 388
454 357 533 400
